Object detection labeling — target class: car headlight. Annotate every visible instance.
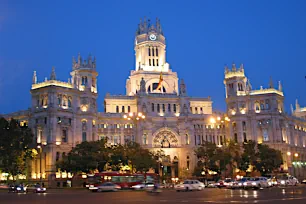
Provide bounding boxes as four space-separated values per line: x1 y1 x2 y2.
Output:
252 182 256 186
281 180 285 185
243 182 247 186
238 183 242 186
16 187 21 190
37 188 41 191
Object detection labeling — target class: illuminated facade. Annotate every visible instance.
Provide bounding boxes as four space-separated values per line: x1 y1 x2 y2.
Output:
224 64 306 178
2 18 306 184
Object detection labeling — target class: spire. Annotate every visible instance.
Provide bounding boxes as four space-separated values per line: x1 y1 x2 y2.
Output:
232 63 236 71
278 81 282 92
50 66 56 80
269 76 273 88
72 56 76 68
88 53 92 66
246 79 252 91
32 71 37 84
290 104 294 114
239 63 244 72
296 99 300 111
78 53 82 64
224 64 229 74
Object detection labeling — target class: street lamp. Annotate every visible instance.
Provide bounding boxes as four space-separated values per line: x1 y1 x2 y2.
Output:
293 153 299 178
37 143 43 186
123 112 146 143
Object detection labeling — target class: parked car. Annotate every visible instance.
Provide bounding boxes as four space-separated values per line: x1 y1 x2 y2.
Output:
25 184 46 193
216 178 233 188
206 182 218 188
301 179 306 184
227 178 250 189
277 175 298 186
243 177 269 189
175 180 205 192
8 184 26 193
131 182 154 190
89 182 121 192
0 183 9 189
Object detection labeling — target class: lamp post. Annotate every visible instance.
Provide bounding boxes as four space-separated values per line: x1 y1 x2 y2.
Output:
37 143 43 186
123 112 146 143
294 153 299 178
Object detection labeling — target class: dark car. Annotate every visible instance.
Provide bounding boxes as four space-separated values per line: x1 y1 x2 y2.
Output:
8 184 26 193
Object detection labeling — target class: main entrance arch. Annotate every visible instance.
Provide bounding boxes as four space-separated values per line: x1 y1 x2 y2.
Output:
152 127 179 148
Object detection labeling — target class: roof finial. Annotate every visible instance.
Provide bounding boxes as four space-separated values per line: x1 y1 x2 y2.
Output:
232 63 236 71
290 104 294 114
32 71 37 84
50 66 56 80
224 64 229 74
278 81 282 92
269 76 273 88
296 99 300 111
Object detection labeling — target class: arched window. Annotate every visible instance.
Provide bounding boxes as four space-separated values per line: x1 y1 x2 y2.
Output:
185 134 190 145
255 102 260 113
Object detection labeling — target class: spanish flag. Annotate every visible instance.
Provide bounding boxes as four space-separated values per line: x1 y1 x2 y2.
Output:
156 72 163 90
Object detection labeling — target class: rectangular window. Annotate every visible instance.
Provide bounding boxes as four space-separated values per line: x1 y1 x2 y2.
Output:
152 59 155 66
149 59 151 66
157 104 160 112
186 134 190 145
56 152 60 161
197 135 201 145
114 136 119 144
62 129 67 143
162 104 165 112
152 103 154 112
156 48 158 56
69 118 72 126
122 106 125 113
128 106 131 112
243 132 247 143
220 135 223 145
143 134 147 145
173 104 177 113
263 129 269 141
82 132 87 142
234 133 238 143
242 121 246 131
168 104 171 112
44 117 47 124
156 59 159 66
116 106 119 113
152 48 155 56
148 48 151 56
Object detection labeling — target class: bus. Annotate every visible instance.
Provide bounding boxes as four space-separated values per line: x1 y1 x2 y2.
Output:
87 172 159 189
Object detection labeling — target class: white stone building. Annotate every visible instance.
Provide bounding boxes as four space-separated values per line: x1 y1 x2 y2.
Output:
2 18 306 184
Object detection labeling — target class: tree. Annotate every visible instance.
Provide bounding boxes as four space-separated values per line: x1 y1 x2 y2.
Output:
255 144 283 175
0 117 34 179
57 139 109 173
194 142 219 174
238 140 257 173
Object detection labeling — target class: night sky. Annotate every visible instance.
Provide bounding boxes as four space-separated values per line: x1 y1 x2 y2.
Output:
1 0 306 114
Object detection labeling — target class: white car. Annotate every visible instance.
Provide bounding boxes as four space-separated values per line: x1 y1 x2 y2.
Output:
89 182 121 192
131 182 154 190
278 176 298 186
243 177 269 189
175 180 205 191
25 184 46 193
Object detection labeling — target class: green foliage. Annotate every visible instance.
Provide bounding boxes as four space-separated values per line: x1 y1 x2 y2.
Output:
238 140 257 172
0 117 34 177
58 140 159 174
255 144 283 175
57 139 109 173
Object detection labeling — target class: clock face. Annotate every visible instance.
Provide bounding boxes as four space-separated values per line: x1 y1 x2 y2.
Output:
149 34 157 41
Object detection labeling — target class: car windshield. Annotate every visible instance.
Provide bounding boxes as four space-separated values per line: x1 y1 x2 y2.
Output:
225 179 232 182
183 181 190 184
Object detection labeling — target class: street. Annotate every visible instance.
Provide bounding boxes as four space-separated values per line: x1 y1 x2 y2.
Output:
1 186 306 204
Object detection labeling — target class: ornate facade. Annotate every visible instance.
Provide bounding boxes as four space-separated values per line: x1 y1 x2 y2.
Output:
1 18 306 184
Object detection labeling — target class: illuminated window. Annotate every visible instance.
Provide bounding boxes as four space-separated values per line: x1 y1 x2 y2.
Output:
265 100 270 110
186 134 190 145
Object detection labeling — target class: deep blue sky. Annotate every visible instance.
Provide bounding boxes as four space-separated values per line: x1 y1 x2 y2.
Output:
1 0 306 114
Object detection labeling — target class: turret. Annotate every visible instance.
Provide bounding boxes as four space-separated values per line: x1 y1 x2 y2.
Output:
223 63 247 98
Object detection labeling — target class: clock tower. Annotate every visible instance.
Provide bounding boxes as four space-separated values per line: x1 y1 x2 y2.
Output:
126 18 178 95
